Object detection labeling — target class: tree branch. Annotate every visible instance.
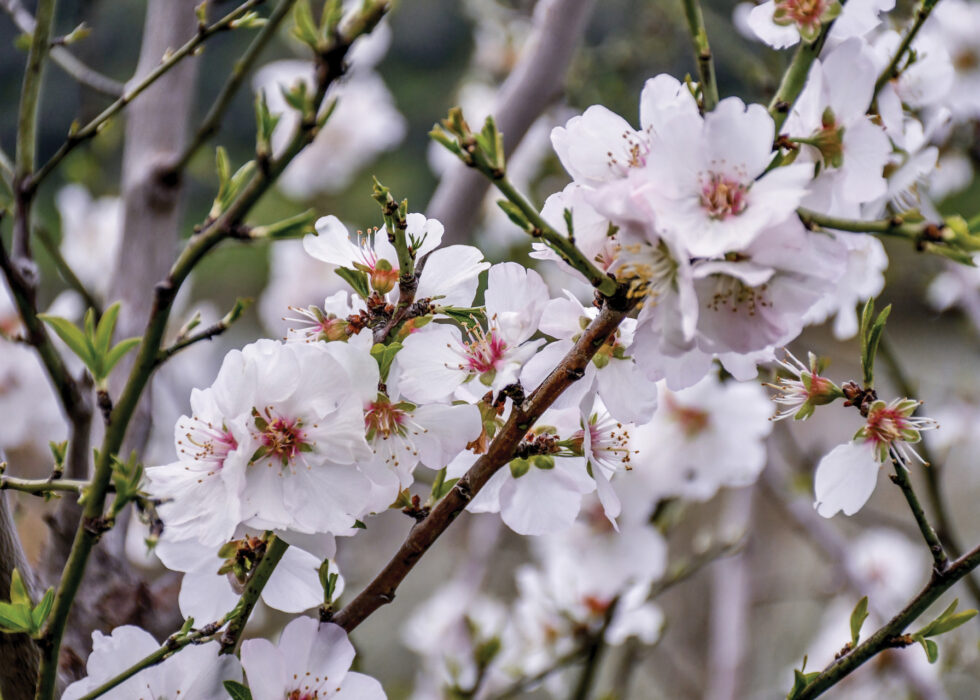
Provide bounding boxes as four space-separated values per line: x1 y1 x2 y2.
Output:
331 299 634 632
167 0 298 175
0 490 42 700
680 0 719 111
794 541 980 699
426 0 596 245
873 0 941 98
30 0 265 190
889 460 948 573
218 535 289 653
0 0 125 97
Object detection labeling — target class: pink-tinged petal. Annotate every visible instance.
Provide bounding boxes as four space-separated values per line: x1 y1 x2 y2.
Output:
814 441 880 518
304 216 359 267
520 340 594 412
406 212 444 255
639 74 699 136
823 38 877 121
746 1 801 49
241 637 288 700
839 119 891 202
415 245 488 307
551 106 641 185
499 463 589 535
261 546 331 613
332 671 388 699
705 99 775 179
281 619 355 689
484 263 549 342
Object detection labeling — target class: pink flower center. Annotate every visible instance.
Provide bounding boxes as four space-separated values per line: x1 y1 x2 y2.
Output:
462 326 508 374
775 0 830 27
700 173 748 220
287 689 318 700
866 406 907 445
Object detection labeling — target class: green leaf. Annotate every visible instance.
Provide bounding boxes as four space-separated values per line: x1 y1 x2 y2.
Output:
352 519 366 529
496 200 532 233
334 267 371 299
0 601 33 633
370 342 402 382
291 0 319 47
103 337 141 377
38 314 95 370
918 636 939 664
917 598 978 637
30 588 54 630
223 680 253 700
434 477 459 501
9 569 30 607
849 596 869 646
94 302 122 357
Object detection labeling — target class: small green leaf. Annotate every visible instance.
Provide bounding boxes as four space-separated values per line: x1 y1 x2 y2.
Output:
918 636 939 664
103 337 141 377
30 588 54 630
9 569 30 607
94 302 122 357
0 601 32 633
352 519 366 529
291 0 319 47
849 596 869 647
334 267 371 299
370 342 402 382
38 314 95 370
223 680 253 700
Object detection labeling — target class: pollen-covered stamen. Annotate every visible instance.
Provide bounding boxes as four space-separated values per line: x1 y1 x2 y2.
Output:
765 350 842 421
285 305 349 343
665 393 710 438
862 398 938 465
577 412 635 473
700 172 749 220
176 416 237 473
364 395 428 469
612 240 676 304
606 130 649 175
705 275 772 316
450 322 508 374
287 683 325 700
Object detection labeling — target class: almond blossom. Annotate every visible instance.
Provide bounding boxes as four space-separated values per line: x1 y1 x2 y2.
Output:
814 398 938 517
240 616 386 699
397 262 549 402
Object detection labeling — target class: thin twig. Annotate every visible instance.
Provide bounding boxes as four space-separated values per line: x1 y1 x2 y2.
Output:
794 540 980 699
0 0 125 97
30 0 265 190
219 535 289 653
570 597 621 700
167 0 297 175
873 0 941 98
890 460 949 572
680 0 719 111
0 475 92 496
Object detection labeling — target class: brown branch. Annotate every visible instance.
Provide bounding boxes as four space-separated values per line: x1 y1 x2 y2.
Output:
332 298 633 631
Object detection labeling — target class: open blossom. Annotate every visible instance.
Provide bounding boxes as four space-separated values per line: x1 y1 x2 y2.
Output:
397 263 549 402
147 339 385 544
814 399 938 517
63 627 240 700
744 0 893 50
241 616 386 700
920 0 980 123
632 97 812 259
260 239 348 337
786 38 892 216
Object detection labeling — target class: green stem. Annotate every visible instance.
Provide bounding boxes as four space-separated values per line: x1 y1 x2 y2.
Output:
873 0 941 98
794 541 980 699
492 176 619 297
767 4 844 132
168 0 297 175
680 0 719 111
14 0 55 181
31 7 391 696
890 460 949 572
219 535 289 653
0 476 91 496
30 0 265 190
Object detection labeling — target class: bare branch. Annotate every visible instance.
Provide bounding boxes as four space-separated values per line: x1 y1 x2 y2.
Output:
426 0 596 244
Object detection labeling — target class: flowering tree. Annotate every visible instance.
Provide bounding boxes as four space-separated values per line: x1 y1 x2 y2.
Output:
4 0 980 698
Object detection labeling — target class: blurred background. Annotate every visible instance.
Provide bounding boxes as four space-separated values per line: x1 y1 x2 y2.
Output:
3 0 980 697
